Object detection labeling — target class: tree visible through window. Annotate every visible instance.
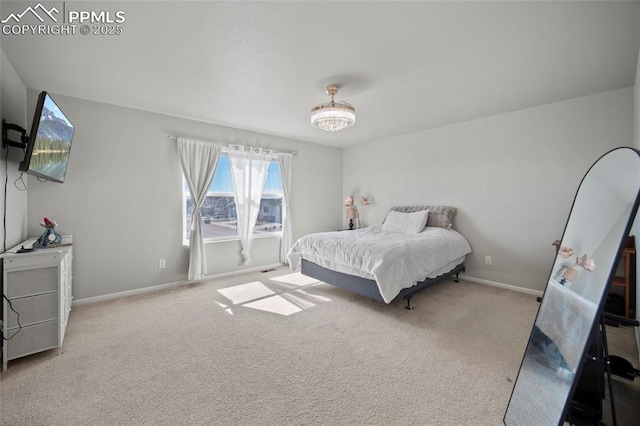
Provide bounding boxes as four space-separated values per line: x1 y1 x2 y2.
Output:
183 155 283 242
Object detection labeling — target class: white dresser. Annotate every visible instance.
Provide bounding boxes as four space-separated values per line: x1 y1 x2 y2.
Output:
1 236 73 371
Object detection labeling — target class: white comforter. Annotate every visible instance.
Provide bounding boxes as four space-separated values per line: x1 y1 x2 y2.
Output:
287 225 472 303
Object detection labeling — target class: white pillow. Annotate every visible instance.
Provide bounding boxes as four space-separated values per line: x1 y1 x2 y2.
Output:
382 209 429 234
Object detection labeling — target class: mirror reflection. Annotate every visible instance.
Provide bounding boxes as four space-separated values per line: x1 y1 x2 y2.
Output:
504 147 640 425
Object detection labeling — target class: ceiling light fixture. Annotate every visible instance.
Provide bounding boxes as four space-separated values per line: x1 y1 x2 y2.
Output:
310 85 355 132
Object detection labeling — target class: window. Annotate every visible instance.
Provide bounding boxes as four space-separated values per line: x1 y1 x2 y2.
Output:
183 155 283 242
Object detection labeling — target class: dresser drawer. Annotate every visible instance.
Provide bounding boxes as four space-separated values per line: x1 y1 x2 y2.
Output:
6 292 58 329
6 320 58 360
5 266 59 298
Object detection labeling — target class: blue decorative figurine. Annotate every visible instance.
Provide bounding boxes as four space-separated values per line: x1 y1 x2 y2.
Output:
35 217 62 248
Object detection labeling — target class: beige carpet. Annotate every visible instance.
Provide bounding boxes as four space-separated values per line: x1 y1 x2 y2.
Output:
2 267 546 425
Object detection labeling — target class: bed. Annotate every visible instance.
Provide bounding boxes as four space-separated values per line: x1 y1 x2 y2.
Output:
287 206 472 309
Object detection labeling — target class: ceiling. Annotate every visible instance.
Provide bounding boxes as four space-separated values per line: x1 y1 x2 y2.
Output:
2 1 640 148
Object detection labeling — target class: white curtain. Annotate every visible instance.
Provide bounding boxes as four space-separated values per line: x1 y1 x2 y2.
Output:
277 152 293 264
177 138 222 280
228 144 274 264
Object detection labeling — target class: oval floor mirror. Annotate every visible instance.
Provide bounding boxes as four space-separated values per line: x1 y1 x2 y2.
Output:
504 146 640 425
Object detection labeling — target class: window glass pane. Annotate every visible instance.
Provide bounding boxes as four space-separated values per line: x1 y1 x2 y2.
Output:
263 161 282 193
210 156 233 192
184 155 283 242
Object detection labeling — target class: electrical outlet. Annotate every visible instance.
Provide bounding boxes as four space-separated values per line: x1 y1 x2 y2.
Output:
159 259 166 269
485 256 492 266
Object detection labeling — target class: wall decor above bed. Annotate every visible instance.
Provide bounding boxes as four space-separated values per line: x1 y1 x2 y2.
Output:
288 205 471 309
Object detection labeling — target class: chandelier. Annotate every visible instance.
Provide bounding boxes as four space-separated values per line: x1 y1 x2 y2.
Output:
310 85 356 132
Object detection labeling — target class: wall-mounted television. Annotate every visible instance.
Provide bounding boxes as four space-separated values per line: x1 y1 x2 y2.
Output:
19 91 74 183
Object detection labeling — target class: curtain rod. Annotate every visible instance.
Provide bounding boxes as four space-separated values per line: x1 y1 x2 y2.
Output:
167 135 298 156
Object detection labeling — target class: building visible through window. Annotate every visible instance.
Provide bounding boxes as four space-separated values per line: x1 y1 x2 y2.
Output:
184 155 283 241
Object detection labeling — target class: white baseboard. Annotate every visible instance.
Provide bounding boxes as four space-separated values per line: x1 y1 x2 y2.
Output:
461 274 544 298
72 263 285 306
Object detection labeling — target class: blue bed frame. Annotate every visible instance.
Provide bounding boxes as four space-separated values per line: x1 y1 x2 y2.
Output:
301 258 465 309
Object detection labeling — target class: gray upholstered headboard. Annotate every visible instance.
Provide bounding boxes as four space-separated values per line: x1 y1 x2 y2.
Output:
386 205 457 229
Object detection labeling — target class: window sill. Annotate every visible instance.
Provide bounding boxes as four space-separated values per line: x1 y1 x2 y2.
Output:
206 232 282 244
183 232 282 247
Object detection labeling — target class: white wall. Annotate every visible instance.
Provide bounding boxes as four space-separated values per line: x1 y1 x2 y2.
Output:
0 49 28 251
344 88 634 293
24 92 343 300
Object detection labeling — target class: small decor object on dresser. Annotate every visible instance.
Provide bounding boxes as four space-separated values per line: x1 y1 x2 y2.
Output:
35 217 62 248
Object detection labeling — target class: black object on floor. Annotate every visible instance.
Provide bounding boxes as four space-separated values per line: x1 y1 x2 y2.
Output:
609 355 640 382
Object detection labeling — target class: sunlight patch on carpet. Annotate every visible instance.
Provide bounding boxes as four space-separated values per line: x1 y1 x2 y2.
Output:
216 275 331 316
217 281 275 305
269 272 321 287
281 292 317 309
244 295 303 316
214 301 234 315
